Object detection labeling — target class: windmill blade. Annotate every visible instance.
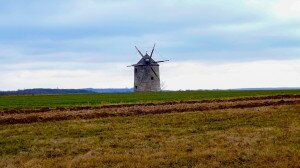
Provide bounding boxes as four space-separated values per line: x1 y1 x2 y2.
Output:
150 43 156 58
127 64 137 67
150 66 159 79
135 64 146 66
153 60 169 63
127 63 145 67
135 46 144 58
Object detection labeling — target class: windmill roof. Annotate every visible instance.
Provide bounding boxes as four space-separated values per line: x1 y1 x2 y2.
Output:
135 55 159 66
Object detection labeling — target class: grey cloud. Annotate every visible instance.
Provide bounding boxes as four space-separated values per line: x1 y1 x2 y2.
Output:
0 0 299 64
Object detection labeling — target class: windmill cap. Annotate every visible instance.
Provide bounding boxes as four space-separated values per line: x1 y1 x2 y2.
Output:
135 56 159 66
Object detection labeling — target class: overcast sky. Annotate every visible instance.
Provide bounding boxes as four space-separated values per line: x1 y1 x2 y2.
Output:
1 0 300 90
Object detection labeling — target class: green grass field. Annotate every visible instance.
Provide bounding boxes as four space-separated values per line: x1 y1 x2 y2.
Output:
1 90 300 109
1 105 299 167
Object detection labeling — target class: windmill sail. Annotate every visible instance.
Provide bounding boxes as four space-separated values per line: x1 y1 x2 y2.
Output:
150 43 156 58
135 46 144 58
150 66 159 79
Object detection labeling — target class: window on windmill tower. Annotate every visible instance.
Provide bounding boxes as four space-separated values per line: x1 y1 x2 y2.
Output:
151 77 154 80
135 68 137 73
135 86 138 89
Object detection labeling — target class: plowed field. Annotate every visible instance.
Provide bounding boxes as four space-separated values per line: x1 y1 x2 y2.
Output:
1 94 299 125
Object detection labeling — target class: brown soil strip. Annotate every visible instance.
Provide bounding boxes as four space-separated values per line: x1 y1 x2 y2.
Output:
1 94 300 115
1 97 300 125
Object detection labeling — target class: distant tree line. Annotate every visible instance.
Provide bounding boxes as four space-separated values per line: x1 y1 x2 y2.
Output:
0 88 134 95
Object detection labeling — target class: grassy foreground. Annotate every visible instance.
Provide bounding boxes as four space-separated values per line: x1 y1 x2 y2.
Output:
1 90 300 109
1 105 299 167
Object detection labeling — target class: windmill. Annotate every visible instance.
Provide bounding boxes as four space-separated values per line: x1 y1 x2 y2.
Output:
127 44 169 92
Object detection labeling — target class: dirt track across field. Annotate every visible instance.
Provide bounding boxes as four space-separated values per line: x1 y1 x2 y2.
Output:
1 94 300 125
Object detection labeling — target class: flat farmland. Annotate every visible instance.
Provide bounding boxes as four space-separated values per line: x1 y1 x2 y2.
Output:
0 90 300 167
1 90 300 109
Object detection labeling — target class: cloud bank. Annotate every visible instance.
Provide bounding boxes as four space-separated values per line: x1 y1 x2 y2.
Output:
0 0 299 90
1 60 299 90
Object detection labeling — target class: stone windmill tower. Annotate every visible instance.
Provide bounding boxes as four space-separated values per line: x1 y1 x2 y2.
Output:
128 44 169 92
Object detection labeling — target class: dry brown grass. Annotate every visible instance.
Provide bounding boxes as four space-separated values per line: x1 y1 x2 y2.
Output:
2 94 299 115
1 95 299 125
0 104 299 167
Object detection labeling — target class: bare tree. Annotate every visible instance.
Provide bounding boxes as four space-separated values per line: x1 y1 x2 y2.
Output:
160 81 167 91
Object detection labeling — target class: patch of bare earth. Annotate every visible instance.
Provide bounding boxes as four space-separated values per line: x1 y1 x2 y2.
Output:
1 94 300 125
